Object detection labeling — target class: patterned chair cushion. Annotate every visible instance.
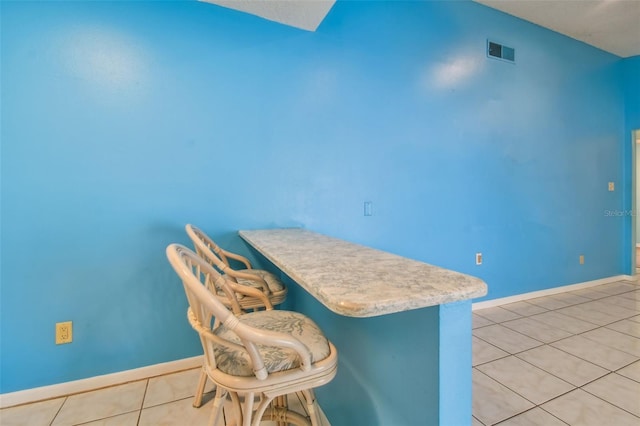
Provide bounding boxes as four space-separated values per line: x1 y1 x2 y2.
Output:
236 269 285 293
213 310 330 377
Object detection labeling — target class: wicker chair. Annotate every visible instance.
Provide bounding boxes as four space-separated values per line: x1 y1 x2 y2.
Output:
185 225 289 407
186 224 287 311
166 244 338 426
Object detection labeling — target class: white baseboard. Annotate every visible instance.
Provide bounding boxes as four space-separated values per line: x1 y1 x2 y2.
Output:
0 356 203 409
472 274 636 311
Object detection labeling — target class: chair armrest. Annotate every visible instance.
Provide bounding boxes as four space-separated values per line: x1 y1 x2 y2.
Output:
206 274 244 315
223 268 271 295
195 311 313 380
190 278 313 380
226 280 274 310
220 249 252 270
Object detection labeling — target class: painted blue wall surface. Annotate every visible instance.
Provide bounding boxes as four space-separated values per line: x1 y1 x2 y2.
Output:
622 56 640 255
623 56 640 136
439 301 473 426
282 274 441 425
0 0 630 398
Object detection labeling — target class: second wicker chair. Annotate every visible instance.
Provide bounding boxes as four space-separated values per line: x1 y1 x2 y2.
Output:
185 224 288 407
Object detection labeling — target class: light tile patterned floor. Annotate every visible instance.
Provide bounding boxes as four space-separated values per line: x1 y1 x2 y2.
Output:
2 280 638 425
473 279 640 425
0 368 328 426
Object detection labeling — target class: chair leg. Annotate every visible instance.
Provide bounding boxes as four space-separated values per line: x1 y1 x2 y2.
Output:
301 389 321 426
229 392 243 426
193 366 209 408
251 394 275 426
243 392 255 426
208 387 227 426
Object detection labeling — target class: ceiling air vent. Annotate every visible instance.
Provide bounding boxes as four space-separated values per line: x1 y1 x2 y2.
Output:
487 40 515 63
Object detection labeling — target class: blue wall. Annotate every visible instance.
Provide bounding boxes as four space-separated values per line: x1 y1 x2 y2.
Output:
623 56 640 256
624 56 640 141
0 0 630 394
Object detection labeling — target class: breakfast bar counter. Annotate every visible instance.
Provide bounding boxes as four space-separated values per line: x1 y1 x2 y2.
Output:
239 228 486 317
239 228 488 425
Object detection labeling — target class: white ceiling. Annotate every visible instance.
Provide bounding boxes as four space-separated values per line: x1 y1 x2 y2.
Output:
200 0 336 31
200 0 639 58
474 0 640 58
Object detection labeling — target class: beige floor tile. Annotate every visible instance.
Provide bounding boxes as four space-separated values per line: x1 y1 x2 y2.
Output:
144 368 215 408
617 360 640 382
496 407 567 426
599 295 640 313
568 287 612 300
620 289 640 301
139 396 213 426
472 281 640 425
79 411 140 425
501 317 572 343
551 335 638 371
606 319 640 338
51 381 146 426
526 296 571 310
474 307 523 323
555 303 624 326
583 373 640 417
473 314 495 329
500 301 548 317
581 327 640 357
473 336 509 366
0 398 65 426
528 311 599 334
473 325 542 354
587 300 640 319
542 389 640 426
595 282 639 296
516 344 608 387
476 356 574 405
472 370 534 426
549 292 592 306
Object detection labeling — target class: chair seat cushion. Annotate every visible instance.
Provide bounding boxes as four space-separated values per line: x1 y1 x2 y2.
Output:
213 310 330 377
236 269 285 293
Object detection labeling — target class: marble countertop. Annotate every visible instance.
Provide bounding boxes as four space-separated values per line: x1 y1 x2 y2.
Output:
239 228 488 318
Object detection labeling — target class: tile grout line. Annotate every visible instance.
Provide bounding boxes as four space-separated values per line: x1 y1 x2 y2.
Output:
578 372 640 420
48 396 67 426
473 281 640 425
478 314 639 376
573 323 640 358
475 355 578 407
136 379 150 426
491 405 570 426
